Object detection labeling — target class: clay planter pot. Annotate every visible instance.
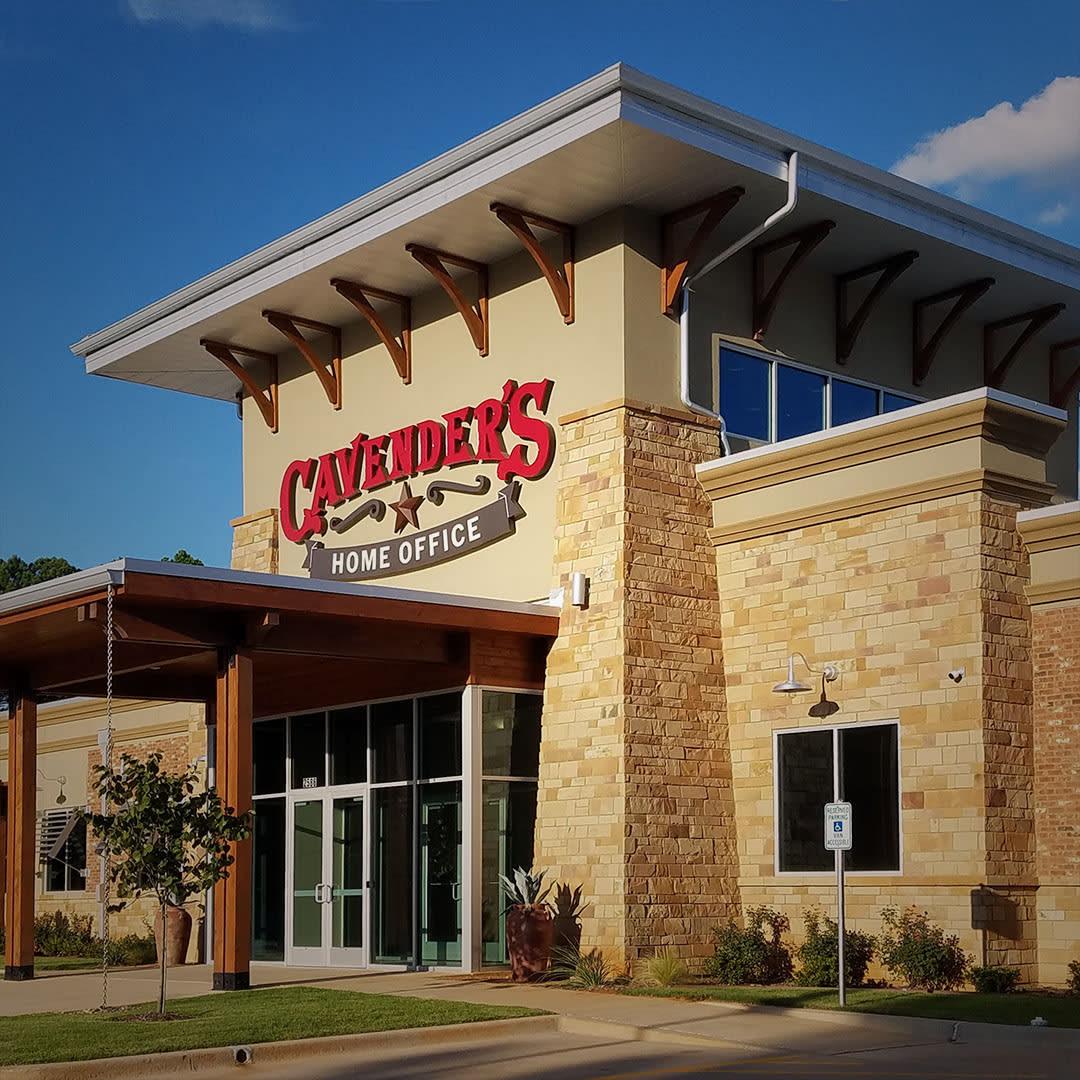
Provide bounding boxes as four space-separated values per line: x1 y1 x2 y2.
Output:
506 905 553 982
154 904 193 967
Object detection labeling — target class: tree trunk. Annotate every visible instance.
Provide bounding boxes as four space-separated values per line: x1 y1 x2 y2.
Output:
158 898 168 1015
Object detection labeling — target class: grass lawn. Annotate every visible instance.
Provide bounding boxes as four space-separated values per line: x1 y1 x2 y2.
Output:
0 986 544 1066
624 985 1080 1028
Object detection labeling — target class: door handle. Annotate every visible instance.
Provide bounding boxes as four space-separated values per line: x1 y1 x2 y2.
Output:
451 883 461 902
314 883 326 904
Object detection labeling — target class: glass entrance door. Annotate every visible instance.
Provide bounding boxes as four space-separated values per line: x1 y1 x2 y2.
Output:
286 792 367 966
420 784 462 965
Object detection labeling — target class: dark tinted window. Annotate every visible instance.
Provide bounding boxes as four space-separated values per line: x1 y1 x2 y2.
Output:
420 693 462 778
290 712 326 789
719 349 770 441
372 698 413 782
832 380 878 427
330 706 367 785
253 717 286 795
776 365 826 441
882 392 918 414
482 692 541 777
840 724 900 871
777 730 834 872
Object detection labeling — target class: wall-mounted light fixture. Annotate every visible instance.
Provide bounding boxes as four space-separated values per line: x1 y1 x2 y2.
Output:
570 572 589 608
37 769 68 805
773 652 838 694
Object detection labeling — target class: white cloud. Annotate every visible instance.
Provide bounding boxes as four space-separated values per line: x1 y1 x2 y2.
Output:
125 0 292 30
1038 202 1072 226
893 76 1080 187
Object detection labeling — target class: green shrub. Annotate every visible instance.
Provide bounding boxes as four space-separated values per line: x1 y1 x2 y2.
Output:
703 905 793 984
1067 959 1080 994
34 911 97 956
968 964 1021 994
794 908 875 987
638 947 690 987
879 906 970 991
107 933 158 966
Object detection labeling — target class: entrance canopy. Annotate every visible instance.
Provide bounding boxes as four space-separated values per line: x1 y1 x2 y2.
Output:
0 559 557 714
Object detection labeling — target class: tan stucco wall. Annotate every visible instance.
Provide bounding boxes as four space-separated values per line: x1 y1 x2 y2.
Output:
243 211 636 601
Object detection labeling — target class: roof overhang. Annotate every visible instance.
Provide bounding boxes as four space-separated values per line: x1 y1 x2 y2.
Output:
0 560 558 715
71 64 1080 402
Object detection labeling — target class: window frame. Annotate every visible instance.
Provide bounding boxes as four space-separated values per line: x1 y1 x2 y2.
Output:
772 719 903 878
40 807 88 894
715 338 924 446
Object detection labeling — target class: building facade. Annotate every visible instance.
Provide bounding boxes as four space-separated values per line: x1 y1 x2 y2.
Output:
3 65 1079 986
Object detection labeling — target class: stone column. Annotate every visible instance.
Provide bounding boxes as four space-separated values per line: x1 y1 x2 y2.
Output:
537 399 741 967
231 509 279 574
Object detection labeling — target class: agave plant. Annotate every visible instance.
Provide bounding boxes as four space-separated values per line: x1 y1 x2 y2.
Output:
498 866 552 909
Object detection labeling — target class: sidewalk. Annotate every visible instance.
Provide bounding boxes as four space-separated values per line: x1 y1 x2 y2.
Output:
4 962 1077 1055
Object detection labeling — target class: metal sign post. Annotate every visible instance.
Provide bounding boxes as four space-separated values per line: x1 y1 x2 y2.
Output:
824 801 852 1006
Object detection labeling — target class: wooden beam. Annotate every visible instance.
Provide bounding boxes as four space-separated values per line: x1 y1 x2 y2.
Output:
254 620 453 664
912 278 995 386
29 643 214 692
60 670 216 703
201 340 278 433
78 604 240 650
263 311 342 410
661 187 744 315
406 244 488 355
330 279 412 384
490 203 575 324
752 220 835 341
214 649 253 991
4 694 35 980
1050 337 1080 409
984 304 1066 388
835 251 919 364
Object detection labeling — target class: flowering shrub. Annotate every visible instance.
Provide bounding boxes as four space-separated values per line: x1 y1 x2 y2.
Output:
794 908 875 987
703 905 793 984
968 964 1020 993
879 906 969 991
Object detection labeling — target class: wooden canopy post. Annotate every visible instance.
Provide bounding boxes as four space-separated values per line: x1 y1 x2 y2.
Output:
0 781 7 939
212 649 253 991
4 693 36 980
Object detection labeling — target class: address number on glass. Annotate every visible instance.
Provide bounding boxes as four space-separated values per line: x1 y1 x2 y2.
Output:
301 777 318 789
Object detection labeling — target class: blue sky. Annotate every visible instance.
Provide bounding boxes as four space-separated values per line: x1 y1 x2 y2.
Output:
3 0 1078 570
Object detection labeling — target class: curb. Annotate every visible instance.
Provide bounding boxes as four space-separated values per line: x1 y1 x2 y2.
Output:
0 1014 559 1080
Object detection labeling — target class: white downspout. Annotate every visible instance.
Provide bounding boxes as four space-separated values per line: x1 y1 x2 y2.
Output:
679 150 801 454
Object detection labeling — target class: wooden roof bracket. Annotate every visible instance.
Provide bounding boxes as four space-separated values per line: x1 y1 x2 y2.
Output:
1049 337 1080 409
263 310 343 409
200 339 279 433
912 278 995 386
330 278 412 384
660 186 744 315
752 220 835 341
491 202 575 324
835 250 919 365
406 243 488 356
984 303 1065 388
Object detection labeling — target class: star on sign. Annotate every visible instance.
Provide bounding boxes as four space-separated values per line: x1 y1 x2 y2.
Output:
389 482 424 533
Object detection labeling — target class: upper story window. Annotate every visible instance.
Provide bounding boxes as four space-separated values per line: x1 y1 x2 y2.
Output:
718 344 919 448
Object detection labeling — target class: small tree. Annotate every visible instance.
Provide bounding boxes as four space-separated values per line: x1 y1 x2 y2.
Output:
84 753 250 1015
162 549 204 565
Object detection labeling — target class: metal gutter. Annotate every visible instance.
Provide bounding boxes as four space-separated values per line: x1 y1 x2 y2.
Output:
0 557 559 622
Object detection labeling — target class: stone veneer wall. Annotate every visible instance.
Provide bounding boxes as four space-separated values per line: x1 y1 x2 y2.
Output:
231 508 279 573
536 400 740 966
713 490 1040 979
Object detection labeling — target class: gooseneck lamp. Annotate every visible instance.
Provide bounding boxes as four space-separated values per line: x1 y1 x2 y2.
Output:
772 652 838 694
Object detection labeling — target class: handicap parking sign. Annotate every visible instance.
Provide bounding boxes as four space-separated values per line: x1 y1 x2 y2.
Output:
824 802 852 850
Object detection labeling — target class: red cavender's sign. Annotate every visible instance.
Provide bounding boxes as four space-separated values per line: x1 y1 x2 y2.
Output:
280 378 555 581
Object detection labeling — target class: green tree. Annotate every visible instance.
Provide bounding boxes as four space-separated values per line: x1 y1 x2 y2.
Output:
0 554 79 593
162 550 204 565
84 753 250 1014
